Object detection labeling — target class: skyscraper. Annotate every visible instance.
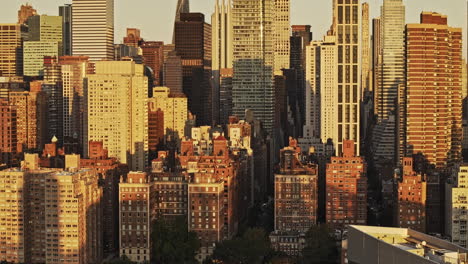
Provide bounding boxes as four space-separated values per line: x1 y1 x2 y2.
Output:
232 0 275 134
402 12 462 168
0 24 26 77
332 0 362 155
173 0 190 43
72 0 114 61
273 0 290 75
59 4 72 55
212 0 233 124
361 2 370 94
304 36 338 145
174 13 212 125
372 0 405 164
372 17 381 100
84 61 148 171
211 0 233 72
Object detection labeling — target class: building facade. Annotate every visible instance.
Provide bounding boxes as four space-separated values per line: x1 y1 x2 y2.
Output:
396 157 427 232
85 61 148 171
402 12 463 168
451 165 468 248
326 140 367 230
174 13 212 125
119 172 151 263
72 0 114 61
332 0 362 155
232 0 275 134
0 24 25 77
273 0 290 75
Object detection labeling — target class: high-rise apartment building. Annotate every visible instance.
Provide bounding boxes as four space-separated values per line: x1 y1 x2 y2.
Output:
119 172 151 263
0 169 25 263
0 154 103 264
175 13 212 125
326 140 367 230
0 24 26 77
232 0 275 134
402 12 463 168
72 0 114 61
17 3 37 25
9 90 47 151
451 165 468 248
332 0 362 155
85 61 148 171
396 157 426 232
361 3 370 94
148 86 188 141
273 0 290 75
303 36 338 146
59 4 73 55
270 138 318 256
141 41 164 86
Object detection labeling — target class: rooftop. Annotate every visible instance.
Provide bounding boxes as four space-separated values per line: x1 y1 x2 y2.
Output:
349 225 468 264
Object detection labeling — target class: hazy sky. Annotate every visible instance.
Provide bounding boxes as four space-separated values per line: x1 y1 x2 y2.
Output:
1 0 467 55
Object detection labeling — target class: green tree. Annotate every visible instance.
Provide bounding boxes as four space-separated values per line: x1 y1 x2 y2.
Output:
300 225 339 264
212 228 271 264
151 216 200 264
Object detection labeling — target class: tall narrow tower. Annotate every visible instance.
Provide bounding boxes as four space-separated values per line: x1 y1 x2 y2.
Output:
72 0 114 61
273 0 290 75
332 0 362 155
232 0 275 134
212 0 233 124
173 0 190 44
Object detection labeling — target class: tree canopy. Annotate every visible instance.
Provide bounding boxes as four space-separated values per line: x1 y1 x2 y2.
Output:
300 225 339 264
211 227 272 264
151 216 201 264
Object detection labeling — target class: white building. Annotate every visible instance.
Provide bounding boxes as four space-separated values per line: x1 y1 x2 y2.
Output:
304 36 338 148
72 0 114 61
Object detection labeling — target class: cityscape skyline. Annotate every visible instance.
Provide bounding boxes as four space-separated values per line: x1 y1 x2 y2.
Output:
1 0 468 263
1 0 467 56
